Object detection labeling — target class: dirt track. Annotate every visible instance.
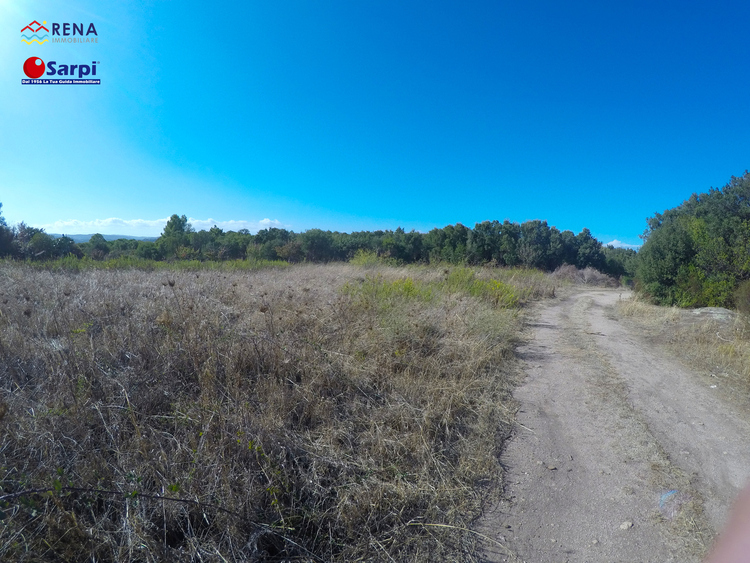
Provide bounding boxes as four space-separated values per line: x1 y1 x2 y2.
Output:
479 288 750 563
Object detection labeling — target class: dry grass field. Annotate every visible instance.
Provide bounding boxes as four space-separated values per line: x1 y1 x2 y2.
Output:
0 262 555 562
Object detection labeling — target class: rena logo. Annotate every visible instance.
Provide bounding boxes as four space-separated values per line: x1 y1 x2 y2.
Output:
23 57 98 79
52 23 98 36
21 21 49 44
22 20 98 44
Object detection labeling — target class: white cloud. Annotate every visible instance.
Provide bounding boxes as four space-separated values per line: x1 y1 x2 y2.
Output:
34 217 287 237
188 218 284 232
604 239 641 249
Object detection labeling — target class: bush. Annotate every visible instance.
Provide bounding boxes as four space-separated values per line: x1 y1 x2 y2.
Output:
550 264 619 287
349 249 401 267
443 267 518 307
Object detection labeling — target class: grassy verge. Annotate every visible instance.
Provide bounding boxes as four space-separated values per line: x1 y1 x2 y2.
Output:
617 295 750 399
0 263 554 562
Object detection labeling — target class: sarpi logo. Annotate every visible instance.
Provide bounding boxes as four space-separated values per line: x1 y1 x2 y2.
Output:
23 57 46 78
21 20 98 44
21 21 49 44
22 57 100 84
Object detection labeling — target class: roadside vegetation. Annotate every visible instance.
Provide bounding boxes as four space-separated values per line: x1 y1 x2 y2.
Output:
618 168 750 404
0 262 557 562
636 171 750 308
617 295 750 399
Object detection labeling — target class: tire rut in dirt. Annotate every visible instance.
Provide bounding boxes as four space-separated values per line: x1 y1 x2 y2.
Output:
478 290 712 563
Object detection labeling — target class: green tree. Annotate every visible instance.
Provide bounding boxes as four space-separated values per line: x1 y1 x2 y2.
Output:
576 228 605 270
15 223 45 259
277 240 304 262
496 221 521 266
247 228 294 261
0 203 16 257
28 232 54 259
136 241 160 260
467 221 501 264
300 229 334 262
53 236 82 258
90 233 109 249
221 231 251 260
602 246 638 279
518 220 552 269
158 214 193 259
635 172 750 306
162 214 193 237
86 233 110 259
636 217 696 304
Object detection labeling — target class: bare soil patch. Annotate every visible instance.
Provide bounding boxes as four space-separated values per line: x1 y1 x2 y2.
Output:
478 288 750 562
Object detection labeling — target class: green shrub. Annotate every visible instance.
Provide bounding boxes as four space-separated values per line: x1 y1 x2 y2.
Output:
343 275 434 307
349 249 401 267
443 267 518 307
467 278 519 307
349 249 380 266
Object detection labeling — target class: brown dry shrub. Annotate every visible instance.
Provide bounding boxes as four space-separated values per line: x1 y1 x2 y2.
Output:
550 264 620 287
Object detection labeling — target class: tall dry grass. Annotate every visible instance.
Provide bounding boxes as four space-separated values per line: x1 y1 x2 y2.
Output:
617 295 750 398
0 263 555 562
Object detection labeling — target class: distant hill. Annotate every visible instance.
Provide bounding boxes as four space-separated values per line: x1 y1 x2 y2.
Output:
48 234 159 243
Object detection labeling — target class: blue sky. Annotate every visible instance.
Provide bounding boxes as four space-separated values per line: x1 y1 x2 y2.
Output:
2 1 749 246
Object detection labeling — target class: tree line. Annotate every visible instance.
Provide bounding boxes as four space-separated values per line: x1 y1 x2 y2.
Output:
9 166 750 309
0 205 636 277
637 171 750 308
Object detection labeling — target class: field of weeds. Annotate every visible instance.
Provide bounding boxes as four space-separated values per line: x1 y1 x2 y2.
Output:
0 263 555 562
617 295 750 400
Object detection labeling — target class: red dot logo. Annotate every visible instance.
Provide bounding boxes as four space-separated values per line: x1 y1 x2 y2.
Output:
23 57 45 78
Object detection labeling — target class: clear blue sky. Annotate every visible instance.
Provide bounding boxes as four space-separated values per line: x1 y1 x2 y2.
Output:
2 0 749 246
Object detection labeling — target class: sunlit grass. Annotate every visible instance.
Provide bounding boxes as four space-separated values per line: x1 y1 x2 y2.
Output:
0 262 559 561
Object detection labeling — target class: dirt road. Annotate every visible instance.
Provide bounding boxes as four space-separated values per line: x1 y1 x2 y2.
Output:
479 288 750 563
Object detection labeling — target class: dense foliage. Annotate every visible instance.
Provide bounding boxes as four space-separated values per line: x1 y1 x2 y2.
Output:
637 171 750 308
0 207 634 277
